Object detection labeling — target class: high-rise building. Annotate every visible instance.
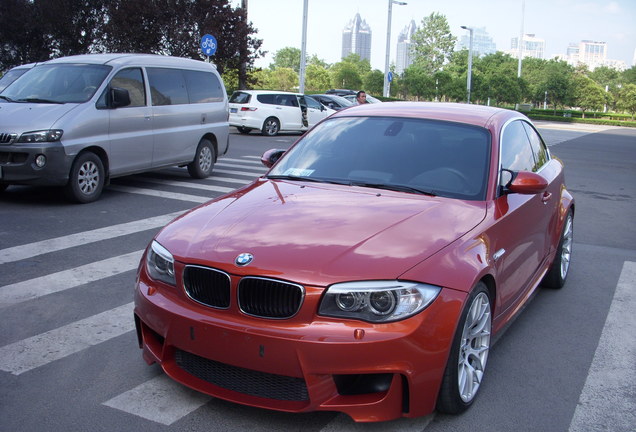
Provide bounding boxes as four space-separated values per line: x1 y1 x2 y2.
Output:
457 27 496 58
342 13 372 62
506 34 545 59
395 20 417 75
561 40 626 71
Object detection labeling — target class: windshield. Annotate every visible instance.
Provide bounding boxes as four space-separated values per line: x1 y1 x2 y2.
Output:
0 68 31 92
268 116 491 200
1 63 111 103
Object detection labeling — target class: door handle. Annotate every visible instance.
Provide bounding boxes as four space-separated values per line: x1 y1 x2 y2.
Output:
542 192 552 204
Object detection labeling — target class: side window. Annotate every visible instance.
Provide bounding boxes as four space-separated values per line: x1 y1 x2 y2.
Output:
522 122 550 171
305 97 321 110
183 70 224 103
500 120 535 173
257 94 275 105
110 68 146 107
146 67 188 106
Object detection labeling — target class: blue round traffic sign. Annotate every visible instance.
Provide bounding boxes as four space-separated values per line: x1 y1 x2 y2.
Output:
200 34 217 56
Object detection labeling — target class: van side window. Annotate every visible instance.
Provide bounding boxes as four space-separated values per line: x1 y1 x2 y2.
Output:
110 68 146 107
147 67 189 106
183 70 224 103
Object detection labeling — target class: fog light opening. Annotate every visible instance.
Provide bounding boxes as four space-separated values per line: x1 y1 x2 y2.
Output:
35 154 46 168
333 373 393 396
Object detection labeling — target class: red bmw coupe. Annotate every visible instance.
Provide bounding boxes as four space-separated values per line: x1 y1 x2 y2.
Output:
134 102 574 422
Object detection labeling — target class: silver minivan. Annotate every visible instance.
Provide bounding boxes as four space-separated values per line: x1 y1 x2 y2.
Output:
0 53 229 203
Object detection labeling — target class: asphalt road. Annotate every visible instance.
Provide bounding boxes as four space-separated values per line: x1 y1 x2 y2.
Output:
0 123 634 432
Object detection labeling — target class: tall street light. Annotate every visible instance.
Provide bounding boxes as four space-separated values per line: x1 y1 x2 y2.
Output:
383 0 407 98
461 26 474 104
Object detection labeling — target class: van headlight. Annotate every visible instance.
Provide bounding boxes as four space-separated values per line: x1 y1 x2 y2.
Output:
17 129 63 143
318 281 440 323
146 241 176 286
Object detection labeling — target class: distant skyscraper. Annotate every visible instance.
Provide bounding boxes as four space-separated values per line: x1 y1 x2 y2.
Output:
396 20 417 75
507 34 545 59
458 27 496 58
342 13 372 62
561 40 625 71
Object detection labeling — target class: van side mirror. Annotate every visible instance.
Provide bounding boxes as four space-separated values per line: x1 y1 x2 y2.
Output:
111 87 131 108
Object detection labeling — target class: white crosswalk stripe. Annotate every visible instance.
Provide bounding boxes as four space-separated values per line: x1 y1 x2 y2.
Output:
0 302 134 375
0 156 263 426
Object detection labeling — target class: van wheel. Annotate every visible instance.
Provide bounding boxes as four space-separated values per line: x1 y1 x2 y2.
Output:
188 139 215 179
237 127 252 134
65 152 105 203
262 117 280 136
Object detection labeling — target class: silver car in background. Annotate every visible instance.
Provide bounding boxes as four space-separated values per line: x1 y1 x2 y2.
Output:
0 53 229 203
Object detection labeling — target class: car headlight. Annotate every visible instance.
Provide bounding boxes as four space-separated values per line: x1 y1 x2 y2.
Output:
146 240 175 286
318 281 441 323
17 129 63 143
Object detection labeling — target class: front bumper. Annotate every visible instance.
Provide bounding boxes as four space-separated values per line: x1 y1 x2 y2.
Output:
134 271 465 422
0 142 71 186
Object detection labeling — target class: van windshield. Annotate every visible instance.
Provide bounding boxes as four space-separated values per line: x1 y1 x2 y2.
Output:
1 63 111 104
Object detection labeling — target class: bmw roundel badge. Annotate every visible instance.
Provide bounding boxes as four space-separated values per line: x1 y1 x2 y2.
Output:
235 253 254 266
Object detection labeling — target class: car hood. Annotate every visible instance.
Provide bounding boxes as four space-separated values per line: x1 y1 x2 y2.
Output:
0 102 77 131
157 179 487 286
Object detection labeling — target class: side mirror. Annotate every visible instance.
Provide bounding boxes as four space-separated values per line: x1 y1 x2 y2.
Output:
111 87 131 108
261 149 286 168
507 171 548 195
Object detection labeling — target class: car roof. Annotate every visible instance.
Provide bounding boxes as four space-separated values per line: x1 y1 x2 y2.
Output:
233 90 301 96
330 101 525 129
41 53 217 71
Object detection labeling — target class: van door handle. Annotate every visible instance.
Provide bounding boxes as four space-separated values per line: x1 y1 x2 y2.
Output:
144 115 151 121
201 114 207 124
542 192 552 204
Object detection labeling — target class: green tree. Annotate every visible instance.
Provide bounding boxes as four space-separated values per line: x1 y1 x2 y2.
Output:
541 60 575 112
267 67 298 91
410 12 456 74
330 62 362 90
305 64 331 92
363 70 384 96
616 83 636 119
623 66 636 85
402 65 434 100
271 47 301 72
572 75 606 118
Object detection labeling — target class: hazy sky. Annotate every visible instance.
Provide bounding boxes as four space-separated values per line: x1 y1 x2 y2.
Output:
228 0 635 70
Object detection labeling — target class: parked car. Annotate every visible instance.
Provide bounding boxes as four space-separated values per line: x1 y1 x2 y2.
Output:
325 88 357 96
310 94 354 110
228 90 334 136
343 93 382 104
0 53 229 202
134 102 574 422
0 62 37 92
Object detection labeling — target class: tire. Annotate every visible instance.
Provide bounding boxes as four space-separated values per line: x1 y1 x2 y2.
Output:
437 282 492 414
542 209 574 289
64 152 105 203
236 127 252 134
187 139 215 179
261 117 280 136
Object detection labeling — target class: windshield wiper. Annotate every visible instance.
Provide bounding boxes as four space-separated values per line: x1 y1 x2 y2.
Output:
17 98 64 104
0 95 16 102
267 175 352 186
351 181 437 196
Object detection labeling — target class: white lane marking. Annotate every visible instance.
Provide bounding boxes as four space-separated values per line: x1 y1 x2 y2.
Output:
209 176 255 185
568 261 636 432
134 178 235 193
108 185 210 203
0 250 143 308
320 413 433 431
214 168 266 177
0 212 181 265
103 374 212 425
216 162 266 170
220 157 263 165
0 302 134 375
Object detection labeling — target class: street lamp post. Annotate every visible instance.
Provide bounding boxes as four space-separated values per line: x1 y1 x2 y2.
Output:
383 0 407 98
461 26 474 104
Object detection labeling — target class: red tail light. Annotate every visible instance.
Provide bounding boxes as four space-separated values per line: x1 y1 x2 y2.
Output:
241 107 257 111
